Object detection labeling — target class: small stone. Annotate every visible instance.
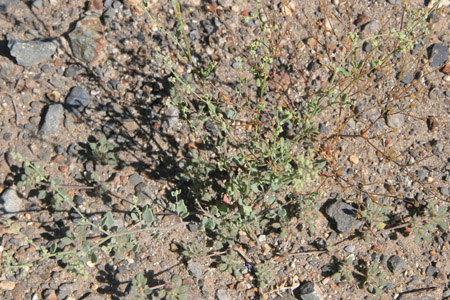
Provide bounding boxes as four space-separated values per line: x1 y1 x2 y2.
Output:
425 265 437 277
439 186 449 196
68 16 106 64
66 86 91 117
8 39 57 67
344 245 355 253
442 63 450 75
188 261 203 279
364 20 380 34
1 188 23 217
355 13 369 26
128 174 143 187
387 255 405 273
204 119 218 135
319 123 329 133
399 72 414 85
39 104 64 136
325 200 362 234
102 7 116 25
0 0 19 12
427 116 438 131
386 113 405 129
429 44 448 68
416 169 427 182
64 65 84 77
188 223 199 232
32 0 42 10
348 155 359 164
46 91 61 102
163 106 180 130
216 288 232 300
362 41 371 52
0 280 16 290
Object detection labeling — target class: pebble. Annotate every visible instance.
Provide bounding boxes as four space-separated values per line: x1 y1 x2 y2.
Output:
8 39 57 67
429 43 448 68
0 0 19 12
163 106 180 130
387 255 405 273
216 288 232 300
66 86 91 117
325 200 362 234
439 186 449 196
348 155 359 164
0 280 16 290
344 244 355 253
386 113 405 129
68 16 107 64
187 261 203 279
416 169 427 182
128 174 143 187
39 104 64 136
64 65 84 77
1 188 23 217
425 265 437 277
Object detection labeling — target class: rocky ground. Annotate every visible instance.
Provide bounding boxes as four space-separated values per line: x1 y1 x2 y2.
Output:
0 0 450 299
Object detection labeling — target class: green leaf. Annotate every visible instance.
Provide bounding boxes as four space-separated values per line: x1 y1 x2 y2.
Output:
91 252 98 263
142 206 154 223
38 190 47 200
101 211 115 229
61 237 73 246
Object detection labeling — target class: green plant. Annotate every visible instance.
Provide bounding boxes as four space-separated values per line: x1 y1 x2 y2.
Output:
131 272 152 300
364 261 388 296
89 135 118 167
218 250 245 278
152 275 189 300
410 200 448 243
3 153 184 277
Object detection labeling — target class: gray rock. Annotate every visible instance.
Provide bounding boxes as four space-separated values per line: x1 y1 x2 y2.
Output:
399 72 414 85
188 261 203 279
32 0 42 10
216 288 232 300
0 0 19 11
386 113 405 129
1 188 23 218
102 7 116 25
295 281 322 300
64 65 84 77
325 200 362 233
429 43 448 68
319 123 329 133
8 39 57 67
66 87 91 117
39 104 64 136
416 169 427 182
68 16 106 64
344 245 355 253
362 41 371 53
425 265 437 277
128 174 143 187
439 186 449 196
387 255 405 273
364 20 380 34
204 119 218 135
163 106 180 129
